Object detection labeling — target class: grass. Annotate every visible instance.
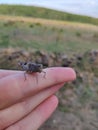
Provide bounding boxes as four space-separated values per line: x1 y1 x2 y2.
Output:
0 4 98 26
0 15 98 55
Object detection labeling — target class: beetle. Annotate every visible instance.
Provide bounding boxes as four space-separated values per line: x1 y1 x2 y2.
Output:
18 61 46 81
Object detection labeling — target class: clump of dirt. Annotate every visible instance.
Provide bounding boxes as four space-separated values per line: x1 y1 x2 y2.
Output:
0 48 98 130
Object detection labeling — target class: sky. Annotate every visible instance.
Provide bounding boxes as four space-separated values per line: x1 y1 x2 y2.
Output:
0 0 98 18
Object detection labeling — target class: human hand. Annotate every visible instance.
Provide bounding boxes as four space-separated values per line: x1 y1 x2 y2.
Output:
0 67 76 130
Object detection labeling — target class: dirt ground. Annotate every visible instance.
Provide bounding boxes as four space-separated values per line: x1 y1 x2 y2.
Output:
40 107 98 130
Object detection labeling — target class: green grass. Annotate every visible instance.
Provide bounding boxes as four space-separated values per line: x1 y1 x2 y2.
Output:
0 4 98 26
0 20 98 55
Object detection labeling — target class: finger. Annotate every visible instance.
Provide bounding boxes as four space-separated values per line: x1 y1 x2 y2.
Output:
6 95 58 130
0 84 62 130
0 67 76 109
0 69 22 79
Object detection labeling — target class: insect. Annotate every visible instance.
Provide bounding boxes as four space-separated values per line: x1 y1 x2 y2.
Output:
18 61 46 81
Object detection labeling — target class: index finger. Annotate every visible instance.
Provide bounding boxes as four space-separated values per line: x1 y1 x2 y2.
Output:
0 67 76 109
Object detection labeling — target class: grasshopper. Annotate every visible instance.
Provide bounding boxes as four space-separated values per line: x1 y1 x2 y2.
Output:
18 61 46 81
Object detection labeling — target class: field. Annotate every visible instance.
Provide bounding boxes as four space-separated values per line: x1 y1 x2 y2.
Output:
0 4 98 130
0 15 98 56
0 4 98 55
0 4 98 25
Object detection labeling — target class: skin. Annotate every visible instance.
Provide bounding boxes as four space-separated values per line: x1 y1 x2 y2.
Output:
0 67 76 130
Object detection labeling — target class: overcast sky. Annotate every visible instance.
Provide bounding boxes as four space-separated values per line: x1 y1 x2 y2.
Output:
0 0 98 18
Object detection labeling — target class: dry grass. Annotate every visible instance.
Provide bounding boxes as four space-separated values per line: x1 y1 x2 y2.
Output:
0 15 98 31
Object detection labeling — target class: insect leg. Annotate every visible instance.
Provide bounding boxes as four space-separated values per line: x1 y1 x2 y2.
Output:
42 71 46 78
24 71 27 81
35 74 38 84
32 73 38 84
